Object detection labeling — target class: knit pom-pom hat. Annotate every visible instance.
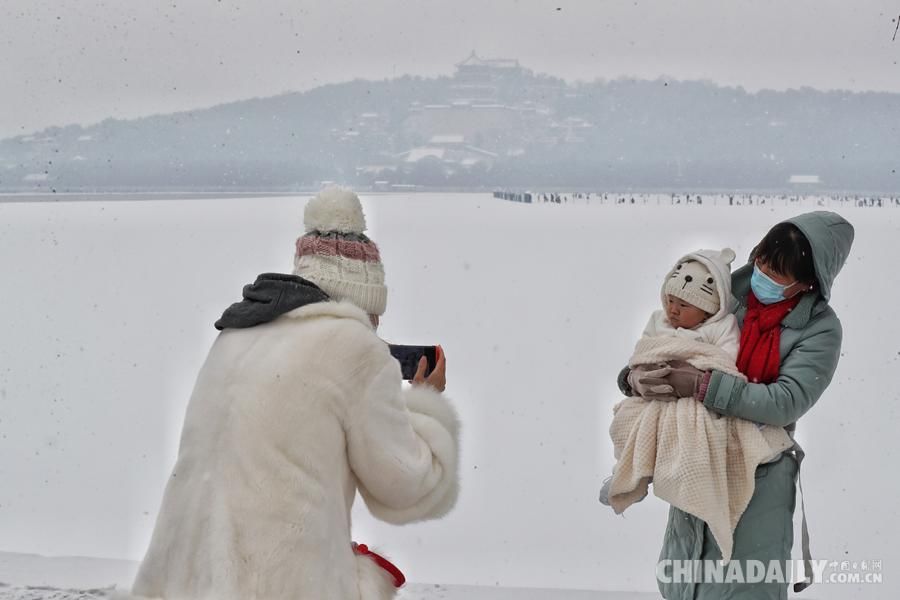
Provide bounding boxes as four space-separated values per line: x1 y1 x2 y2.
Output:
292 187 387 316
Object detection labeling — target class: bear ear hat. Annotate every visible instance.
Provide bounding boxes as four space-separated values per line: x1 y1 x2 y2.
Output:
720 248 737 265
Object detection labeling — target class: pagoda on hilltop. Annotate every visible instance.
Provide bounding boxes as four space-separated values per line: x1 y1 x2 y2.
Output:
451 51 528 102
455 51 523 76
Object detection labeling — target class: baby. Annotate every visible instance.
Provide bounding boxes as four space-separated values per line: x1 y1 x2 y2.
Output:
599 247 739 505
639 247 739 363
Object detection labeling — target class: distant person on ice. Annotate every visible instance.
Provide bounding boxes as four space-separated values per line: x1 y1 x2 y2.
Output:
128 188 460 600
600 248 794 563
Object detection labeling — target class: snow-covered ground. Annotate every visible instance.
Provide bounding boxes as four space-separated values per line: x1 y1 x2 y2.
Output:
0 586 657 600
0 553 657 599
0 193 896 599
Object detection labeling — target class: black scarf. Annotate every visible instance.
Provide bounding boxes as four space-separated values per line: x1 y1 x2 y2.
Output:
214 273 330 331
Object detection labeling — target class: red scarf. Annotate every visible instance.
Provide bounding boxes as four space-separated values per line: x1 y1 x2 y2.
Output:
736 291 803 384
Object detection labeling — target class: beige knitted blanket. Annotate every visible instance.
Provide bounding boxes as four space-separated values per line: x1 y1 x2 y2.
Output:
608 336 793 562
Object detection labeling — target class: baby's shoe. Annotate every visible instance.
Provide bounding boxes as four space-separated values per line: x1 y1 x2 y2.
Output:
598 475 613 506
599 475 650 507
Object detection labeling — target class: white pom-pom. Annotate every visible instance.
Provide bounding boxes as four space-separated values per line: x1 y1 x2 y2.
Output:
304 186 367 234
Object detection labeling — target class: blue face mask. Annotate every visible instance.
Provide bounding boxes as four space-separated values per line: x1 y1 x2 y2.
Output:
750 265 795 305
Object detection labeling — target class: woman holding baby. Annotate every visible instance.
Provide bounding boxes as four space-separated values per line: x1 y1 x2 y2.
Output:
617 211 854 600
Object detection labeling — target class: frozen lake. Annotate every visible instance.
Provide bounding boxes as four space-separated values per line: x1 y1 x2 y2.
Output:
0 192 895 599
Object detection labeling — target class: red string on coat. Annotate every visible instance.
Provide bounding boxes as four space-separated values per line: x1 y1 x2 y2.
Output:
352 542 406 588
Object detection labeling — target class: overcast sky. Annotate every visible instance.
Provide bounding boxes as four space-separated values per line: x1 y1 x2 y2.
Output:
2 0 900 139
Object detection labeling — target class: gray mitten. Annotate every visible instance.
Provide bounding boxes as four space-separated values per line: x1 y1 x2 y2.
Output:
628 363 678 401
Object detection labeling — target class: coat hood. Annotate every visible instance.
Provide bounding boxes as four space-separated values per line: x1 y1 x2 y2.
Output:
660 248 737 324
214 273 331 330
782 211 854 302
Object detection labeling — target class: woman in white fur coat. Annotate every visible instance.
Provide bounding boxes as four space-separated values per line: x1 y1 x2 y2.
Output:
129 188 460 600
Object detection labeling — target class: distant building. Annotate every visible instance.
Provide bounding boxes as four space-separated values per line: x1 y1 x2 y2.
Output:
399 53 558 154
789 175 822 186
429 134 466 145
550 116 595 144
355 165 398 186
402 103 521 149
450 51 528 103
454 52 522 90
397 143 497 168
356 165 397 175
402 147 446 163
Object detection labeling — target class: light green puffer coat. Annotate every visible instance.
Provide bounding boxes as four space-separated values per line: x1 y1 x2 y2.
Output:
657 211 854 600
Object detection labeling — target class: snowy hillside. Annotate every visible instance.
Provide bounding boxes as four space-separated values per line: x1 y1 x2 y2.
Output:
0 193 895 600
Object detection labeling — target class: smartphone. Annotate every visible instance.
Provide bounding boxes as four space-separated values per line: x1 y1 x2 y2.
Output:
388 344 439 380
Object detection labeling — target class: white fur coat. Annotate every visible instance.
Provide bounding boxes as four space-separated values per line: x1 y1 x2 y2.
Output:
128 301 460 600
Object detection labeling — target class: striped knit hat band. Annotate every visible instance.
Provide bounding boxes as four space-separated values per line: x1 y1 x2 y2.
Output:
292 188 388 316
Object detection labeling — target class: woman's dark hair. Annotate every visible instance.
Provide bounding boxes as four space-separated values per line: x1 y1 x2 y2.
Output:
752 223 816 284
